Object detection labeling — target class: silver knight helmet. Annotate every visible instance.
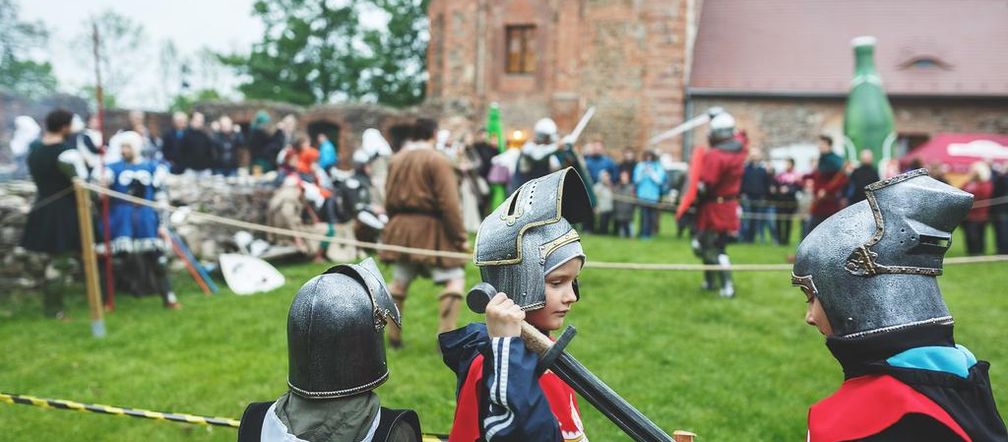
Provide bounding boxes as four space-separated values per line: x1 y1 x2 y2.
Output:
474 167 593 310
287 257 401 398
792 169 974 337
708 111 736 145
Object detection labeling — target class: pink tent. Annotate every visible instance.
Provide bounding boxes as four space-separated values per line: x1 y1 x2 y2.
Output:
900 133 1008 174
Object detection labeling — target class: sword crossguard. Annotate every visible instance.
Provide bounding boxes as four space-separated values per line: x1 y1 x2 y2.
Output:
536 325 576 376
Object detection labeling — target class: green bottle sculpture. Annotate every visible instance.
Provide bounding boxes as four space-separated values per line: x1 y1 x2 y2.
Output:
843 36 896 172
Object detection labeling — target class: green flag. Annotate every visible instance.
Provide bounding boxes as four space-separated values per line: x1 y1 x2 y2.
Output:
486 102 505 153
486 103 507 209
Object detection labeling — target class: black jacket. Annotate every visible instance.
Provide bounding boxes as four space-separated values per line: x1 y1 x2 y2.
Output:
817 324 1007 442
848 164 881 204
213 131 245 169
180 129 216 171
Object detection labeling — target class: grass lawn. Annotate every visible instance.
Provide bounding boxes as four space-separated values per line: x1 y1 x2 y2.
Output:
1 213 1006 440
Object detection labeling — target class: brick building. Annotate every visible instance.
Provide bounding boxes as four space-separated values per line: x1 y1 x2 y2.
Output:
427 0 699 157
427 0 1008 164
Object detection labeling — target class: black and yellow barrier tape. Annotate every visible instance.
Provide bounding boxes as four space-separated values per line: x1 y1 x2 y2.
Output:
1 392 449 441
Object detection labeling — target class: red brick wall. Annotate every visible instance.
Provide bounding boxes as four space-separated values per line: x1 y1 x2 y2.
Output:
427 0 691 156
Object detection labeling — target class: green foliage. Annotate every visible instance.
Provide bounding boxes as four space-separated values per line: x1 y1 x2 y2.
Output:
221 0 429 107
359 0 430 107
0 0 59 98
169 89 223 113
1 218 1005 440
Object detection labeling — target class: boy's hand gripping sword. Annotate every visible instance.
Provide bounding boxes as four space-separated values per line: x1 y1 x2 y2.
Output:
467 282 675 442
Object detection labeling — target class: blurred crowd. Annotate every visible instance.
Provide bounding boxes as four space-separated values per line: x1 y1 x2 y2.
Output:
8 107 1007 267
734 134 1008 256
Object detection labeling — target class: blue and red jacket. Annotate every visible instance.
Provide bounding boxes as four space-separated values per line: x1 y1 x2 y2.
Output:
808 324 1007 442
439 323 588 442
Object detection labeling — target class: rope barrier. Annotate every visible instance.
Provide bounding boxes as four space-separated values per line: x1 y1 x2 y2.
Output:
0 391 450 441
22 186 74 213
1 391 239 428
78 181 472 260
78 181 1008 272
609 193 1008 220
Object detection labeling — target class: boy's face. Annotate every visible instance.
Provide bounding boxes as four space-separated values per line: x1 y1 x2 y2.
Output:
525 258 583 332
801 291 833 336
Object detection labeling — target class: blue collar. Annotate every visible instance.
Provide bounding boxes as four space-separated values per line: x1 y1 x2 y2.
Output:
886 345 977 379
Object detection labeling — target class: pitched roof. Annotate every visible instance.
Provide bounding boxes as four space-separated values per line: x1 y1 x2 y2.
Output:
689 0 1008 97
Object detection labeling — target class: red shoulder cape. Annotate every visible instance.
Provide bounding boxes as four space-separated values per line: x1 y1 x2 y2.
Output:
808 374 970 442
676 145 706 220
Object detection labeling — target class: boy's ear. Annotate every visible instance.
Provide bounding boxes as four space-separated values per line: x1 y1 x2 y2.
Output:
573 279 581 301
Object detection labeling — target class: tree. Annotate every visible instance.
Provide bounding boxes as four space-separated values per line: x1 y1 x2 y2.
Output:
0 0 59 98
75 9 148 102
222 0 430 107
359 0 430 107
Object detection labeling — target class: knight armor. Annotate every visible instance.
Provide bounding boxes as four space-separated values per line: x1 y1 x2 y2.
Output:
474 167 593 310
286 258 401 398
792 169 974 337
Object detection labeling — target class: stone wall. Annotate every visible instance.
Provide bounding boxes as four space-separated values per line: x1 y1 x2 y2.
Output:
0 175 278 290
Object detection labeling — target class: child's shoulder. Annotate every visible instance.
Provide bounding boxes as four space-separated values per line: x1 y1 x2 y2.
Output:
439 323 490 374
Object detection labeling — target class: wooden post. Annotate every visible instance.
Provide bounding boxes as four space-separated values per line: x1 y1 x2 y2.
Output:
74 179 106 338
673 430 697 442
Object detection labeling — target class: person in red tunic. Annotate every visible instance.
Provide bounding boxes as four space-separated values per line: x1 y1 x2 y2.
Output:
440 168 593 442
793 169 1007 442
802 135 849 236
960 161 994 255
693 111 746 298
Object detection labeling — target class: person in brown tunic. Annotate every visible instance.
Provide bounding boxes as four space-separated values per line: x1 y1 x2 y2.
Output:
379 118 468 348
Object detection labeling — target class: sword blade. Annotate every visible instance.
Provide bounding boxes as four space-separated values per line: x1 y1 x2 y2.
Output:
567 106 597 145
551 352 674 442
647 114 710 146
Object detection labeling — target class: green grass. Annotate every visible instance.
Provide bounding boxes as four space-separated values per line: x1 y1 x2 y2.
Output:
1 213 1006 440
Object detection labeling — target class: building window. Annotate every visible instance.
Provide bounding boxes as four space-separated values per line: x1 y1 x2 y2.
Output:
505 25 536 74
899 56 950 70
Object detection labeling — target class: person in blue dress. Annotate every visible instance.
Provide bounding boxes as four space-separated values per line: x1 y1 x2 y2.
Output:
94 131 179 308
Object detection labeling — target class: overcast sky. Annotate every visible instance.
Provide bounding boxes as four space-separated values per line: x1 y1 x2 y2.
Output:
20 0 264 110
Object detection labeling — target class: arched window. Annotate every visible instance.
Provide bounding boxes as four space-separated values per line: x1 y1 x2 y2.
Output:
900 56 950 70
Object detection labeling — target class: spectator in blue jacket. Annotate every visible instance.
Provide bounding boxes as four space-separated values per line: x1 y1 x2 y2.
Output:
633 150 666 238
584 139 618 184
317 133 337 172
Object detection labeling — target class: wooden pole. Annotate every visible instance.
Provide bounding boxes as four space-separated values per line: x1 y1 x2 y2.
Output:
92 20 116 311
74 179 106 338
